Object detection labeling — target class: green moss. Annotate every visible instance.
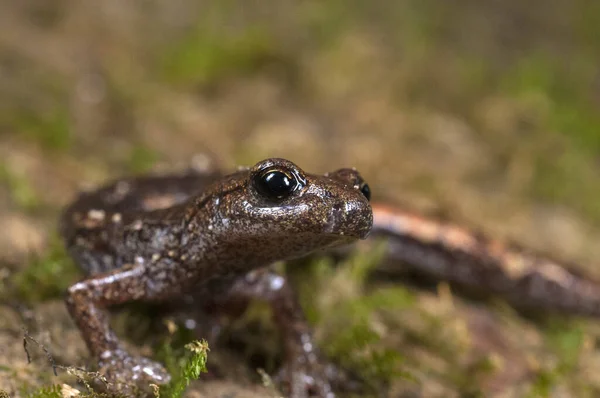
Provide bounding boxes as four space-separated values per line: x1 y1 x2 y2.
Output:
8 235 80 304
544 322 584 371
23 385 62 398
576 1 600 54
291 243 415 393
21 382 125 398
489 53 600 220
527 136 600 222
321 295 414 391
18 338 208 398
460 354 502 396
299 0 355 45
0 161 41 212
157 340 209 398
3 103 71 152
501 53 600 154
527 368 556 398
0 55 71 152
454 56 494 108
127 145 161 174
160 22 278 87
16 109 71 152
523 319 589 397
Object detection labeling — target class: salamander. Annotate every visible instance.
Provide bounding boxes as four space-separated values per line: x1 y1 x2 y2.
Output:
60 158 372 397
60 156 600 397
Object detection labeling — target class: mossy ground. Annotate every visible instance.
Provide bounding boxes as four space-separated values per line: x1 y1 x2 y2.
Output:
1 1 600 397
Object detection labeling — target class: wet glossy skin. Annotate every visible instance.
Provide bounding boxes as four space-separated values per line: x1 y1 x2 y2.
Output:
60 158 372 397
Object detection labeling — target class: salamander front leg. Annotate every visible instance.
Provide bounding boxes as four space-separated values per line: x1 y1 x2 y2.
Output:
65 262 174 394
206 268 334 398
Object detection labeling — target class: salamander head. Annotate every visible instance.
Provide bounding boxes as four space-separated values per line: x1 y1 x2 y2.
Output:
200 158 373 261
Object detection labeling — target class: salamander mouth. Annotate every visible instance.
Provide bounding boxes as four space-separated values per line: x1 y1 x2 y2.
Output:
328 229 371 240
314 234 358 251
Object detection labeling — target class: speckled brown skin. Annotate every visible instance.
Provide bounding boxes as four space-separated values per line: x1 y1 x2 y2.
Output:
60 158 372 397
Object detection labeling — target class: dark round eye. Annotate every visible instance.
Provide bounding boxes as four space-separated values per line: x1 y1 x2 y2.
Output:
360 183 371 201
254 169 298 200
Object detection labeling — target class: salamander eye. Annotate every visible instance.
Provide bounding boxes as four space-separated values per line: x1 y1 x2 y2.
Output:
254 168 299 200
360 183 371 201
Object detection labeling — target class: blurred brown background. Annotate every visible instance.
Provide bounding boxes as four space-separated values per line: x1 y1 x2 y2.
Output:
1 1 600 397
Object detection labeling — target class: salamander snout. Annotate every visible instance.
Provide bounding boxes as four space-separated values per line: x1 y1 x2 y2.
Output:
325 195 373 239
322 167 373 239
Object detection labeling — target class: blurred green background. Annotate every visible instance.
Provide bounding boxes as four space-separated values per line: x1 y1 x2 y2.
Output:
1 1 600 397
